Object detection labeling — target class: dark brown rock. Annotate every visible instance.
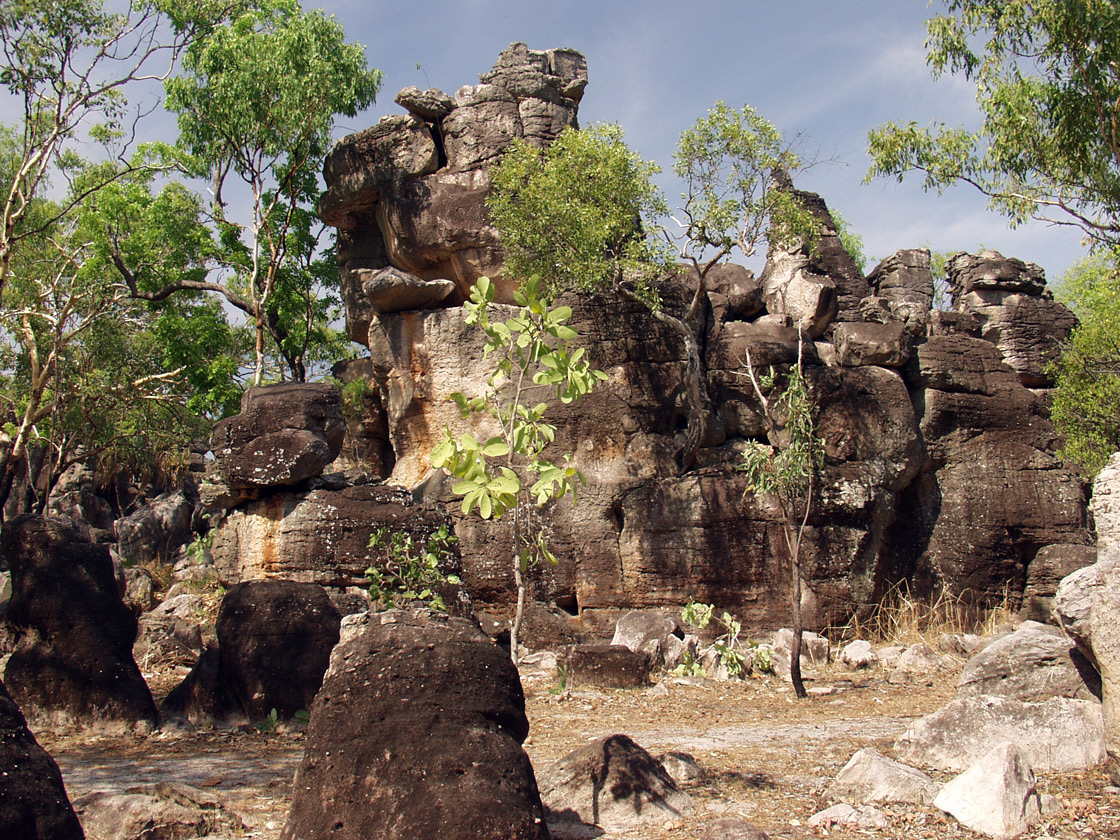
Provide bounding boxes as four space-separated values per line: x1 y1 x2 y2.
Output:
1021 543 1097 623
216 580 341 720
162 644 242 725
2 515 157 731
209 383 345 497
563 644 650 688
282 609 547 840
833 321 911 367
897 336 1091 604
210 483 457 590
0 677 84 840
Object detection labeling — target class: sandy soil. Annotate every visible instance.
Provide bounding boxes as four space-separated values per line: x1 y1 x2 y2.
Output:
37 658 1120 840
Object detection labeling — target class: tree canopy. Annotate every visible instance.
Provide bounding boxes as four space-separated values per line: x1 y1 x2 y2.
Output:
866 0 1120 248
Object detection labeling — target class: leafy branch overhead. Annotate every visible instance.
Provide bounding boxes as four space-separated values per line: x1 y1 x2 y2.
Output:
866 0 1120 248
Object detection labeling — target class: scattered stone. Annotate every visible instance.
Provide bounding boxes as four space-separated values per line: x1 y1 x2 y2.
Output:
895 694 1106 772
656 751 705 787
151 593 205 621
937 633 983 656
701 817 770 839
808 803 888 830
772 628 830 665
610 610 680 667
74 782 244 840
563 645 650 689
0 677 84 840
827 747 941 805
122 567 156 614
934 742 1041 839
134 613 202 673
2 514 158 732
839 639 879 670
282 608 547 840
539 734 694 833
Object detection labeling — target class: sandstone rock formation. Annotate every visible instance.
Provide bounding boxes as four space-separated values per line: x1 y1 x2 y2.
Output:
320 41 588 344
312 44 1091 637
282 609 548 840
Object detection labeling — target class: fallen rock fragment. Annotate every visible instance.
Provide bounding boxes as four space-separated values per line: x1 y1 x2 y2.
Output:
827 747 940 805
808 802 888 830
539 734 694 833
74 782 244 840
933 742 1041 839
895 694 1105 772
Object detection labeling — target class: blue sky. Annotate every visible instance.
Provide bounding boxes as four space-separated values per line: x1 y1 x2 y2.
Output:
317 0 1089 283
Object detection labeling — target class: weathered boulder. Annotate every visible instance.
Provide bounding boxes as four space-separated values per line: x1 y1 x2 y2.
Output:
282 609 548 840
216 580 341 720
2 515 157 732
134 612 202 673
933 743 1041 839
762 177 870 324
74 783 244 840
702 818 771 839
864 248 935 333
322 44 586 309
208 383 345 500
538 734 694 832
1020 543 1097 623
827 748 940 805
1091 453 1120 552
610 610 681 666
759 254 838 339
957 620 1099 702
705 262 764 324
1053 545 1120 763
563 644 650 688
839 640 879 670
894 694 1105 772
949 250 1074 388
833 321 911 367
360 266 455 314
0 677 84 840
45 457 114 535
211 482 457 590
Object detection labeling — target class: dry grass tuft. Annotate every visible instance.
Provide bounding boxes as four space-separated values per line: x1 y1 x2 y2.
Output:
843 581 1016 646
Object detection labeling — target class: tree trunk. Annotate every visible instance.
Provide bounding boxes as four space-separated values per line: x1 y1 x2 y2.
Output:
789 544 807 699
511 558 526 667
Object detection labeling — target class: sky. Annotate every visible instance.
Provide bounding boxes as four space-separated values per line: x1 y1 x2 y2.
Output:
315 0 1090 283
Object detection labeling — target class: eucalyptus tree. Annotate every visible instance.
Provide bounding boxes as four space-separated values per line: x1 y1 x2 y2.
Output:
867 0 1120 248
0 0 231 305
160 0 381 384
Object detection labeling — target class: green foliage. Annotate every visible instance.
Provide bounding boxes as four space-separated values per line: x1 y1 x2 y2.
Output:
163 0 379 383
673 102 817 266
677 600 748 678
487 124 669 302
431 275 605 556
365 523 460 612
867 0 1120 248
739 363 824 499
431 275 605 660
1049 251 1120 477
254 707 279 732
831 212 870 274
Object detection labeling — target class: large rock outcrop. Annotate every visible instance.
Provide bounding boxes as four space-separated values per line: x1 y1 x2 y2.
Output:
311 45 1090 636
320 42 587 343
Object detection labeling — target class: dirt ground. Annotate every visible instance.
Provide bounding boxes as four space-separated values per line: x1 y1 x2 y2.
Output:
36 655 1120 840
